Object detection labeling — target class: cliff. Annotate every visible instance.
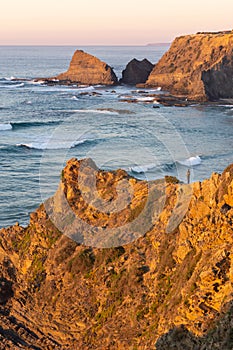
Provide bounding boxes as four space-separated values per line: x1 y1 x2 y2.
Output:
55 50 118 85
145 31 233 101
120 58 154 85
0 158 233 349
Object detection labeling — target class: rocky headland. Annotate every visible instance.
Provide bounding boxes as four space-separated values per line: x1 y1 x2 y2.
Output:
143 30 233 101
1 158 233 349
120 58 154 85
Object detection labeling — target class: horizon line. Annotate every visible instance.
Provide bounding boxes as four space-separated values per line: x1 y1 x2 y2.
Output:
0 43 171 47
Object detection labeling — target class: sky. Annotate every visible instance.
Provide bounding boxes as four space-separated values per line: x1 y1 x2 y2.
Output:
1 0 233 45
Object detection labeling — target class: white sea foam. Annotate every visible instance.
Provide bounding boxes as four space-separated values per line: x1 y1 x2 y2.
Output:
71 96 79 100
0 82 24 89
71 109 119 115
178 155 201 167
29 80 45 85
4 76 16 81
77 86 95 92
218 104 233 108
11 83 25 88
129 163 156 173
17 139 88 150
37 86 93 93
136 97 155 102
0 123 12 131
143 87 162 93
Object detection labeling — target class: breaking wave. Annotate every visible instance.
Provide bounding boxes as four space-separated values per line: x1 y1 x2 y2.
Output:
71 109 119 115
16 138 95 150
11 121 61 129
177 155 202 167
0 123 12 131
129 163 157 173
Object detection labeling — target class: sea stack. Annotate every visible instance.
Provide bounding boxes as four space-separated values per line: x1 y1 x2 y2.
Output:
120 58 154 85
56 50 118 85
144 30 233 101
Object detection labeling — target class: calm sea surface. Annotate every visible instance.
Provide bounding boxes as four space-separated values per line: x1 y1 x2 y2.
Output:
0 45 233 227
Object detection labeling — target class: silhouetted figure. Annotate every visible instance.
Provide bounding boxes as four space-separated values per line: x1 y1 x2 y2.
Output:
187 169 191 184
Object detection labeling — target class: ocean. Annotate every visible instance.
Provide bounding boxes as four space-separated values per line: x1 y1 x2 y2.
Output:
0 45 233 228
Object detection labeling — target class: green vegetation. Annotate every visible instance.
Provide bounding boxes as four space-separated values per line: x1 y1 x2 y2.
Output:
17 229 31 255
28 254 46 290
95 303 115 324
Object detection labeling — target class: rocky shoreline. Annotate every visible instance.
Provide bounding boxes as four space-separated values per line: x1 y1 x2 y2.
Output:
1 31 233 349
33 30 233 107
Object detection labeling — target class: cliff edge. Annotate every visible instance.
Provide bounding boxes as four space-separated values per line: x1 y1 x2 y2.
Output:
0 159 233 348
145 31 233 101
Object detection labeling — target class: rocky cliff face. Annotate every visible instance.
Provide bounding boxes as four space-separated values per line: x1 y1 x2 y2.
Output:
145 31 233 101
120 58 154 85
0 159 233 349
55 50 118 85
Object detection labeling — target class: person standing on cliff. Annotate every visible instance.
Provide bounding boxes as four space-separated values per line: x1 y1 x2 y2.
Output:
187 169 191 184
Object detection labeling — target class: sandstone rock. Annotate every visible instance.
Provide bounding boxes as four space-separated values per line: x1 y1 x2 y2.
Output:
120 58 154 85
145 31 233 101
55 50 118 85
0 159 233 348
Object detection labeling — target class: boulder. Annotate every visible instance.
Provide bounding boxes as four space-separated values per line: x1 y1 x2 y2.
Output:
144 31 233 101
120 58 154 85
56 50 118 85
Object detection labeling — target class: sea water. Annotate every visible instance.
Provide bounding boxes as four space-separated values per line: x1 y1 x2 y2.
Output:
0 45 233 227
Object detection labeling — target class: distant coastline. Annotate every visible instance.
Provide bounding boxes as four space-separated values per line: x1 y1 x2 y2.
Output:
146 42 170 46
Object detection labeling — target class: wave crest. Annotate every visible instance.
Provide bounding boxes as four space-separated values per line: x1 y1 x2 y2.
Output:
178 155 201 167
16 138 92 150
129 163 157 173
0 123 12 131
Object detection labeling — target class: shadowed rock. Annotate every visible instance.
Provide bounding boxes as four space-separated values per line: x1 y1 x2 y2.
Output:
120 58 154 85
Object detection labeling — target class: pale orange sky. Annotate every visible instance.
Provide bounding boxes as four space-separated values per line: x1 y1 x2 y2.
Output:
1 0 233 45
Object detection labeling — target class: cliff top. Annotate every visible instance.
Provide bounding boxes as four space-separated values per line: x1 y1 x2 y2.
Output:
196 29 233 35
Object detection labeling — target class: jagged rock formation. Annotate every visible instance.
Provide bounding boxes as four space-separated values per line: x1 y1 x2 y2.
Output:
0 158 233 349
144 30 233 101
120 58 154 85
156 303 233 350
54 50 118 85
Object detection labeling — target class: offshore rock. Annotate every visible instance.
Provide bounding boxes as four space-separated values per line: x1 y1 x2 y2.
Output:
120 58 154 85
145 30 233 101
0 160 233 348
55 50 118 85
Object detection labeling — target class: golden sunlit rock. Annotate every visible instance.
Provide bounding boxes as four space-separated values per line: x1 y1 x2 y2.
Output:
0 159 233 349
